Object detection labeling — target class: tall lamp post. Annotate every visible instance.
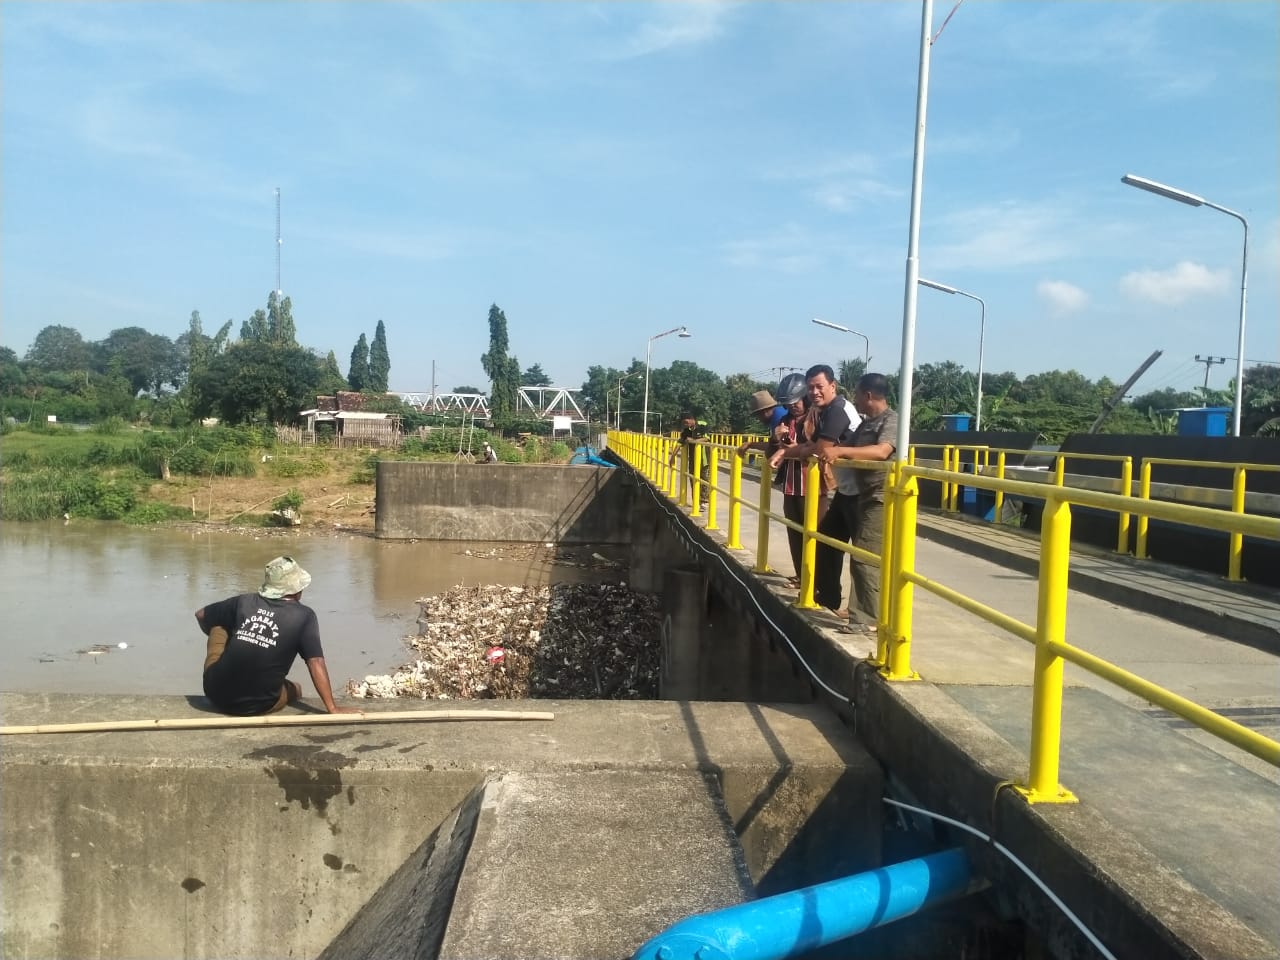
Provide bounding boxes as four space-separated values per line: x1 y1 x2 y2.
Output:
811 318 871 369
642 326 691 434
613 372 642 430
1122 173 1249 437
917 278 987 431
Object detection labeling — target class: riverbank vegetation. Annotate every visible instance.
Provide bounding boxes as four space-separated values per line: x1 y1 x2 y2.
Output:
0 422 574 525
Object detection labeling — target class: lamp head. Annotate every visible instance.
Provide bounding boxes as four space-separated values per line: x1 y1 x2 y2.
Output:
1121 174 1204 207
917 278 958 295
811 318 850 333
678 327 691 338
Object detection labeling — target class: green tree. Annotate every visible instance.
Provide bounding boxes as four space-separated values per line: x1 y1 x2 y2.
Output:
452 385 482 394
723 372 775 432
480 304 520 419
646 360 730 432
266 291 297 346
26 325 91 373
837 358 867 390
348 334 370 392
1127 387 1198 415
368 320 391 392
521 362 552 386
319 351 348 395
0 346 25 398
95 326 179 396
191 341 325 425
179 310 210 385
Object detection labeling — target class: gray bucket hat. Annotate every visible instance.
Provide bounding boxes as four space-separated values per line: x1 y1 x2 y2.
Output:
259 556 312 599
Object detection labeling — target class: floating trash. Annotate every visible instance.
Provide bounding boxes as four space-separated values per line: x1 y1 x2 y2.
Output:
348 582 661 701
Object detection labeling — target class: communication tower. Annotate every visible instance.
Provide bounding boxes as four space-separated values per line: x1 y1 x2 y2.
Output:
275 187 283 297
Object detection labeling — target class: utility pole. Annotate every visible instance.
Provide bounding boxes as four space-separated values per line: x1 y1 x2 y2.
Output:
431 360 438 415
767 366 801 384
1194 354 1227 389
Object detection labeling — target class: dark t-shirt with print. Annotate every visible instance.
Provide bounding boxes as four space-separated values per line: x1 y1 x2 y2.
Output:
201 594 324 715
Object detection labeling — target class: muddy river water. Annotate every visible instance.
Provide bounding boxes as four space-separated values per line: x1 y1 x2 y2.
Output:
0 522 622 699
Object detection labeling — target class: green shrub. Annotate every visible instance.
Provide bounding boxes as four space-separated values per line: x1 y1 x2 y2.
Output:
272 488 304 512
267 455 328 479
93 417 127 436
124 502 190 525
546 441 571 462
92 479 138 520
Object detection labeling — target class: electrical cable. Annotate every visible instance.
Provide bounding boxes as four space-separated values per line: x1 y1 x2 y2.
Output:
634 468 855 706
882 797 1117 960
626 449 1116 960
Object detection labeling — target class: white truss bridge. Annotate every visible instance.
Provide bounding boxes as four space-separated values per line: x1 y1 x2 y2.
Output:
394 386 587 423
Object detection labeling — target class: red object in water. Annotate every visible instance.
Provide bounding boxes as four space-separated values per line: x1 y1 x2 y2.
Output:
484 646 506 665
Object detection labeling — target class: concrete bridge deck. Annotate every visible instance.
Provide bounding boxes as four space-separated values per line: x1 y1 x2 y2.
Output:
676 467 1280 955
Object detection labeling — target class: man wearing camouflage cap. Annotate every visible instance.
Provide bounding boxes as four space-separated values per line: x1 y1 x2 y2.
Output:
196 556 359 716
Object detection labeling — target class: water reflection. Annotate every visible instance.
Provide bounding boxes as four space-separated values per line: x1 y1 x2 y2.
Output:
0 523 623 699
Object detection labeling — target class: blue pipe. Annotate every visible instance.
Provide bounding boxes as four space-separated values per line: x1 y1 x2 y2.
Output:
631 847 976 960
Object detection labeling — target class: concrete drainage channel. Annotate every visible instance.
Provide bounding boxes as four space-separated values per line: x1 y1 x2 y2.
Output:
0 695 1033 960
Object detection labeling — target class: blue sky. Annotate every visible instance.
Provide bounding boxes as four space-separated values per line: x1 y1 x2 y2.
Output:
3 1 1276 397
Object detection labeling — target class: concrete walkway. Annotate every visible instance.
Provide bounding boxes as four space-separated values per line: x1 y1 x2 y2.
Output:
684 470 1280 950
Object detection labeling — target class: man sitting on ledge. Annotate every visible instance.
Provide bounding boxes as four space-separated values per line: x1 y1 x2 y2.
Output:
196 556 359 716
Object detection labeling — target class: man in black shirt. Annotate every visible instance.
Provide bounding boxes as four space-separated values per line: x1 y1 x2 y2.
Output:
197 556 358 716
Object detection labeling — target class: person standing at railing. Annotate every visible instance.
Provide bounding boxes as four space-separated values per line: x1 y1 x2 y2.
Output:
770 365 862 591
770 374 826 586
736 389 788 460
669 412 710 509
816 373 899 623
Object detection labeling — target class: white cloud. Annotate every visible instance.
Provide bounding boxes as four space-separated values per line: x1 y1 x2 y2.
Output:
812 179 902 212
604 1 735 60
1120 261 1229 306
926 202 1074 270
721 224 824 274
1037 280 1089 315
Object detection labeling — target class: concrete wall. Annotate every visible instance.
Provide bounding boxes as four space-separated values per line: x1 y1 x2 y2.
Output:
376 462 634 543
1 695 879 960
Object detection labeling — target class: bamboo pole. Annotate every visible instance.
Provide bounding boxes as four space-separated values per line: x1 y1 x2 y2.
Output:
1 708 555 736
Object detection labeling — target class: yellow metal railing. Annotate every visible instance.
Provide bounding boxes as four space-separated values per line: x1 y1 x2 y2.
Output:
1134 457 1280 581
606 429 1280 806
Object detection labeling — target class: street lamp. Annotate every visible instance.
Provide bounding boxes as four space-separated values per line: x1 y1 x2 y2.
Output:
1122 173 1250 437
613 372 642 431
642 326 691 434
917 278 987 431
811 318 871 369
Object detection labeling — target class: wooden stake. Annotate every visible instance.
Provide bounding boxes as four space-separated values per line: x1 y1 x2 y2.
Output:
1 708 555 736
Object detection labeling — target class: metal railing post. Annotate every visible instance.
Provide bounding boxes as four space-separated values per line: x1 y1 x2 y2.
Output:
754 460 773 573
876 462 899 663
668 439 679 499
942 445 953 512
1054 453 1065 489
1116 457 1133 554
1228 466 1246 581
993 451 1006 524
691 444 704 517
1136 460 1152 559
884 469 919 679
706 446 720 530
796 459 821 609
727 450 743 548
1019 493 1078 804
678 444 689 507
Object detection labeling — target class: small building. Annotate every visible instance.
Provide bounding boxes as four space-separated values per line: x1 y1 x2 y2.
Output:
297 408 403 447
